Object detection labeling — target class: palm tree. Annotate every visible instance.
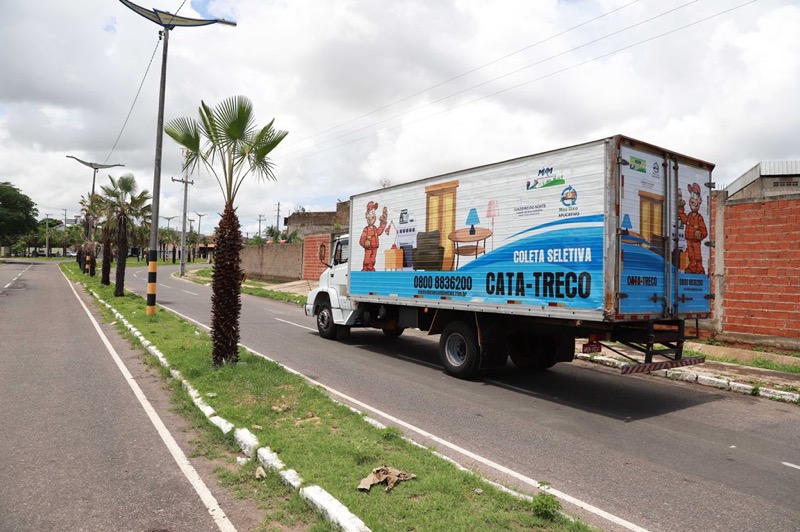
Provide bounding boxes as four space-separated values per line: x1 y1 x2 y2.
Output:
99 174 151 297
79 194 103 275
165 95 288 366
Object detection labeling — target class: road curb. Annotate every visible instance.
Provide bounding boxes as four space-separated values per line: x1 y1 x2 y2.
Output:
575 353 800 404
85 287 372 532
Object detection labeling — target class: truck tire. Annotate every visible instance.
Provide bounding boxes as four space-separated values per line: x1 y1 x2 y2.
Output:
439 321 480 378
382 327 405 339
316 302 337 340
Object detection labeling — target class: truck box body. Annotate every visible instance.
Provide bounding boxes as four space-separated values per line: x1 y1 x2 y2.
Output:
346 135 714 324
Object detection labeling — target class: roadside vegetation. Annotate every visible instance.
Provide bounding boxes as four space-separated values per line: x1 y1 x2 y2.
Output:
62 261 591 531
187 267 306 306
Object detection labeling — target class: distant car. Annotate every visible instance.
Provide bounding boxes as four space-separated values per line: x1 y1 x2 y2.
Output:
66 251 77 257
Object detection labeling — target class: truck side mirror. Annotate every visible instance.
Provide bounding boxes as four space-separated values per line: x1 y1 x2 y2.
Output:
318 243 331 268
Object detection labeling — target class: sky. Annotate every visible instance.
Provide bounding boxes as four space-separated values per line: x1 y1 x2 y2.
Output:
1 0 798 237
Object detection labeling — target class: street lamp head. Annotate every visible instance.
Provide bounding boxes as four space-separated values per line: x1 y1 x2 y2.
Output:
66 155 124 170
119 0 237 28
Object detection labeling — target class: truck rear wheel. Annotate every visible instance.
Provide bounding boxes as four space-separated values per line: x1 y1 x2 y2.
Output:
316 302 337 340
439 321 480 378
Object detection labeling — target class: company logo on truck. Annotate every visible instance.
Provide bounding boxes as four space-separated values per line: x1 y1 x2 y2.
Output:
629 156 647 172
526 168 565 191
560 186 577 206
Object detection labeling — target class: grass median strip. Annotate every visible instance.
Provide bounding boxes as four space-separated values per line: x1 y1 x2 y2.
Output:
63 262 592 531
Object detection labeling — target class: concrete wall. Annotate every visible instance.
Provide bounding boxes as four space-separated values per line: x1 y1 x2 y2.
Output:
240 242 303 282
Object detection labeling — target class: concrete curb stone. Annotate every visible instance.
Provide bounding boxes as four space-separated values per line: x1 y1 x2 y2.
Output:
576 351 799 404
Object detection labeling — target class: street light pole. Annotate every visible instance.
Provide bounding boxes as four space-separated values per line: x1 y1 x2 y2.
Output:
160 215 176 260
66 156 124 242
119 0 236 315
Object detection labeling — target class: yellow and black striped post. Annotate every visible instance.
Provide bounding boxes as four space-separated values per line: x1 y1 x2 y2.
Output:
84 252 91 275
146 250 158 315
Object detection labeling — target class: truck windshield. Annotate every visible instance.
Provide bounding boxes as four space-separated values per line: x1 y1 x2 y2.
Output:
334 239 349 265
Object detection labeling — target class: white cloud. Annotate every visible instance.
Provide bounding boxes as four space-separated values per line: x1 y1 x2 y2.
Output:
1 0 799 237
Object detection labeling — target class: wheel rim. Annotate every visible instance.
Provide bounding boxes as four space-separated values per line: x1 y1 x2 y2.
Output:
318 309 331 331
444 333 467 367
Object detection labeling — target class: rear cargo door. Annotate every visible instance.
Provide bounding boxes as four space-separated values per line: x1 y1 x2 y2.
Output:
617 142 712 318
617 144 672 318
672 160 713 316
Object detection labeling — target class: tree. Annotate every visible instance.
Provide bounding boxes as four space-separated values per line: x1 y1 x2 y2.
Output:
165 95 288 366
99 174 151 297
0 182 38 246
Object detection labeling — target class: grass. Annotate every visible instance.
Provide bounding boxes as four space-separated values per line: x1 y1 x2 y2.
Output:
186 266 307 306
695 338 800 359
62 261 590 531
699 354 800 376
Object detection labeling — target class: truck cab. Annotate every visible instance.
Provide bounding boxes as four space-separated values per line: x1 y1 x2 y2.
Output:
305 236 355 339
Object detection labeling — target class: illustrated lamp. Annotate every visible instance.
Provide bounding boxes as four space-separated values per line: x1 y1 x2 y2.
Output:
485 200 498 250
465 208 480 235
621 214 633 233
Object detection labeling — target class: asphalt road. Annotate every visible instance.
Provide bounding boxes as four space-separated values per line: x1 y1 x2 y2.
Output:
0 261 249 531
123 263 800 532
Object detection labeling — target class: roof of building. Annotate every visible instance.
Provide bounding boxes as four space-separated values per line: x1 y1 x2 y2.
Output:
725 161 800 197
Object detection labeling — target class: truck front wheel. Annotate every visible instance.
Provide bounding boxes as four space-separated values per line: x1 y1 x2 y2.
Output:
316 303 337 340
439 321 480 378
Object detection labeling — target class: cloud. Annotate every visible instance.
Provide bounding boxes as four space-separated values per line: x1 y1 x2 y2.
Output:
0 0 798 237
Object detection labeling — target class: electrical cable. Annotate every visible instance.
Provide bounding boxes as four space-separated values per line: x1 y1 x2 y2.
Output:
102 0 189 164
280 0 699 159
280 0 756 165
281 0 640 150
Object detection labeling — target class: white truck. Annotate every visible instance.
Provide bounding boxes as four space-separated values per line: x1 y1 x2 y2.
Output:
305 135 713 378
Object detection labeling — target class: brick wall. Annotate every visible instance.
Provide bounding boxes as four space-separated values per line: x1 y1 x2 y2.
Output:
303 234 332 280
722 198 800 338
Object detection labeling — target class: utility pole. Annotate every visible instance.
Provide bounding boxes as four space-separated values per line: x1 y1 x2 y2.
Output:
276 202 281 231
257 214 266 239
45 214 51 257
172 161 193 277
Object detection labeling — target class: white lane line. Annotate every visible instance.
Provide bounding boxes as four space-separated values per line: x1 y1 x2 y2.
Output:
3 283 10 289
783 461 800 471
256 318 648 532
181 290 199 296
274 317 315 331
62 272 235 532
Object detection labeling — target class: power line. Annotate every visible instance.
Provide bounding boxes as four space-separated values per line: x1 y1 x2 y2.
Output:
280 0 756 165
281 0 699 160
102 0 189 164
280 0 640 150
103 37 162 164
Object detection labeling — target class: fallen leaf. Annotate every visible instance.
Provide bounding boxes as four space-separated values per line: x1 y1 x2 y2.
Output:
357 466 416 492
252 424 263 430
206 392 217 398
255 466 266 480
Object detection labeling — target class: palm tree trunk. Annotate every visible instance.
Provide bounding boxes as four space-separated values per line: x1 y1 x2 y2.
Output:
101 226 112 285
211 202 242 365
114 216 128 297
